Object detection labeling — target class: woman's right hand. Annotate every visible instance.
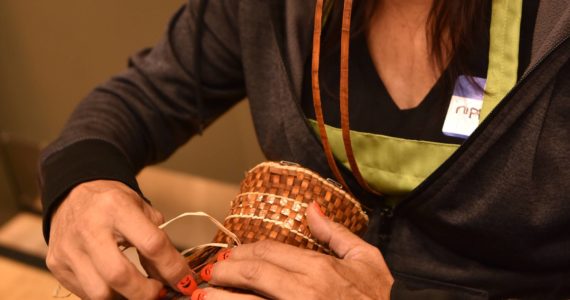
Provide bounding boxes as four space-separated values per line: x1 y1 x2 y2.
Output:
46 180 196 299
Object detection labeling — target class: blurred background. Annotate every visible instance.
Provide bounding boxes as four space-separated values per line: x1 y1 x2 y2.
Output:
0 0 264 298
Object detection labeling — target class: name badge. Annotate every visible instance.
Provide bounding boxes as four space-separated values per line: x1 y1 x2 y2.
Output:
442 76 487 139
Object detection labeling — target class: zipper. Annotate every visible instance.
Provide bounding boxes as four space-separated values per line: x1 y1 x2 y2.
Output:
392 33 570 217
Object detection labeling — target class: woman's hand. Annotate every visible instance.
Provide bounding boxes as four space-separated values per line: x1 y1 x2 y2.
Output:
46 180 197 299
193 202 394 300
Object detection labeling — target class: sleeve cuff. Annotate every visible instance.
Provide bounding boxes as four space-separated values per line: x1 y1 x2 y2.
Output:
40 139 142 243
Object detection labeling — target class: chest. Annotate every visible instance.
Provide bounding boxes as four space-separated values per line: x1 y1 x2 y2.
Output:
366 7 444 110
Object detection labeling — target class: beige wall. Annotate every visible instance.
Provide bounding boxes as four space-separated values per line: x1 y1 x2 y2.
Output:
0 0 265 183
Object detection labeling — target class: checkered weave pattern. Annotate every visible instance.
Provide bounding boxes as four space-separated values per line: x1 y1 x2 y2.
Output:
213 161 369 253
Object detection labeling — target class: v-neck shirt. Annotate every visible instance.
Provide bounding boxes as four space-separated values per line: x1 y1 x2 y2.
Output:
301 1 538 198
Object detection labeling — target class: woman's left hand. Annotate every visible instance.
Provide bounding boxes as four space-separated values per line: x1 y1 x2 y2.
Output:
192 202 394 300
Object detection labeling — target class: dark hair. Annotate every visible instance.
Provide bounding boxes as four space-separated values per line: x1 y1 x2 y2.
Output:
322 0 491 92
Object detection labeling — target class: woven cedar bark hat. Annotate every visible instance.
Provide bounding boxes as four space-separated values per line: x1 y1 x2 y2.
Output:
212 161 369 253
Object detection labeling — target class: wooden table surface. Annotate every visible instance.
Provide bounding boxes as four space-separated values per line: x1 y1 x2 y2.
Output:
0 256 80 299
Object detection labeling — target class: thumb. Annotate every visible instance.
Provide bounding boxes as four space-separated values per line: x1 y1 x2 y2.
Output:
306 201 368 259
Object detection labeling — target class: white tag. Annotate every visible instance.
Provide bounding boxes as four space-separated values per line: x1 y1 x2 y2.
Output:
442 76 487 139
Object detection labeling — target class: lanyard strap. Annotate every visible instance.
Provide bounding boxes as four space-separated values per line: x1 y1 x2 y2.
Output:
481 0 523 122
339 0 381 195
312 0 380 195
312 0 352 192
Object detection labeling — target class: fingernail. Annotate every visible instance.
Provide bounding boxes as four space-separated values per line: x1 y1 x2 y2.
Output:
192 288 207 300
216 249 231 261
200 263 214 282
155 287 169 300
176 274 198 296
313 201 325 216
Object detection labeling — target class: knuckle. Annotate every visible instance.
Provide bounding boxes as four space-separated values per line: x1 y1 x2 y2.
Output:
154 211 165 225
240 260 264 282
139 230 170 256
367 245 382 257
251 239 276 258
296 277 326 300
87 288 113 300
45 252 61 272
77 224 96 240
77 228 104 248
146 206 165 226
304 289 322 300
96 190 128 207
355 243 383 262
312 255 335 274
292 275 320 300
330 221 344 230
45 245 72 273
94 188 139 210
103 264 130 287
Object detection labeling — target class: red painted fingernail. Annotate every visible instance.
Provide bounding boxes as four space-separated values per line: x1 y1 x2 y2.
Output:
313 201 325 216
200 263 214 282
192 288 207 300
217 249 231 262
176 274 198 296
155 287 168 300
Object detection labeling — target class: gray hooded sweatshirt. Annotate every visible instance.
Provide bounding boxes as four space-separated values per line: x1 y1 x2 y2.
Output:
40 0 570 298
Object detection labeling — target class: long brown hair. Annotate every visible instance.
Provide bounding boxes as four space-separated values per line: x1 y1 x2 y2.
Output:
322 0 491 90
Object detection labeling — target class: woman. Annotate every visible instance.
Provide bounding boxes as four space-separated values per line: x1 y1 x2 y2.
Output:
41 0 570 299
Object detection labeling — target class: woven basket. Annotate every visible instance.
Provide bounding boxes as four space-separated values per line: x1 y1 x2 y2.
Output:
212 161 369 253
